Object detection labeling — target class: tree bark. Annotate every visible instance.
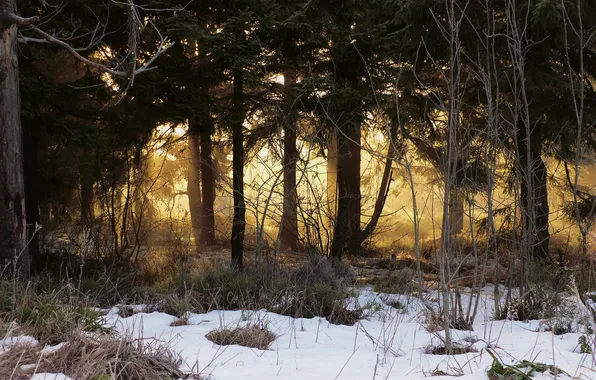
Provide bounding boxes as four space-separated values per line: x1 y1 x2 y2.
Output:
329 125 350 263
23 120 41 272
231 70 245 270
0 0 29 276
187 129 202 247
359 122 397 245
346 120 361 255
200 124 216 245
327 130 338 229
448 189 464 237
0 5 28 276
517 120 550 259
280 71 299 251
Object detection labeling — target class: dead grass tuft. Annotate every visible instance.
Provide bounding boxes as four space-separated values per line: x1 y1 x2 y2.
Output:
0 332 186 380
170 317 189 327
118 305 138 318
0 342 42 380
206 325 276 350
424 343 477 355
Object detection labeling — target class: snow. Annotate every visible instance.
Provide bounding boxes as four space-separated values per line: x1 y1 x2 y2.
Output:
0 335 39 353
30 374 73 380
96 286 595 380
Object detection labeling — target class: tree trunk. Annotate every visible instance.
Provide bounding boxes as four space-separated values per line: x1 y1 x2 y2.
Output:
23 120 41 272
517 120 550 259
346 120 361 255
360 123 397 245
448 189 464 237
80 157 94 227
231 70 245 270
329 125 350 263
280 71 299 251
0 0 29 276
187 130 202 247
327 130 338 230
200 124 216 245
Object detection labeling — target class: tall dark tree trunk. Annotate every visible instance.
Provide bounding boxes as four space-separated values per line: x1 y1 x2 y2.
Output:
346 120 361 255
359 122 397 245
327 131 338 229
231 70 245 270
200 124 216 246
517 120 550 259
330 124 350 263
0 0 29 276
280 71 299 251
187 130 202 247
23 120 41 272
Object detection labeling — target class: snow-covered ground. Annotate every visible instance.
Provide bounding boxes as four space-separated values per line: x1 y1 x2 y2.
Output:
99 287 594 380
4 286 594 380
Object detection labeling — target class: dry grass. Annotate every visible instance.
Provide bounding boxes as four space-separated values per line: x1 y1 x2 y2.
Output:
424 343 477 355
206 325 276 350
0 332 186 380
118 305 138 318
0 342 42 380
170 317 189 327
0 282 110 346
373 268 415 294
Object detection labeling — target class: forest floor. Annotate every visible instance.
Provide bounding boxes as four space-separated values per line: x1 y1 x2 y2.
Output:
4 284 595 380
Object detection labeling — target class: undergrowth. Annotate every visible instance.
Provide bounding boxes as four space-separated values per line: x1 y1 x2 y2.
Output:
0 253 361 350
0 282 110 345
154 255 361 325
486 348 570 379
0 332 185 380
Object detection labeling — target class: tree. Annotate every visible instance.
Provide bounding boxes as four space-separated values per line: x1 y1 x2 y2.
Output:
0 0 171 274
0 0 28 274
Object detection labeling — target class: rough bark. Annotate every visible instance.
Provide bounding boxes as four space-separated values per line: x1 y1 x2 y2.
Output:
231 70 245 270
448 189 464 237
329 125 350 263
199 124 216 245
23 120 41 272
280 71 299 251
187 129 202 246
346 120 361 255
517 120 550 259
0 0 29 275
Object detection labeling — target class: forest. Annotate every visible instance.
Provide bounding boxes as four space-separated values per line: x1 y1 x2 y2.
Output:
1 0 596 379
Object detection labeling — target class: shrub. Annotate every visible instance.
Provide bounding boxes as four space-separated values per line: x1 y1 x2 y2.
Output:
0 282 109 345
373 268 414 295
272 256 362 325
158 256 361 325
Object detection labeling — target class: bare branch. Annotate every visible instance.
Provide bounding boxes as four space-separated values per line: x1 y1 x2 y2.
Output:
6 8 173 82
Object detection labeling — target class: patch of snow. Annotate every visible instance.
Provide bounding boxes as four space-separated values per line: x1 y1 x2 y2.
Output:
42 342 65 353
31 373 73 380
100 287 594 379
0 335 39 353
